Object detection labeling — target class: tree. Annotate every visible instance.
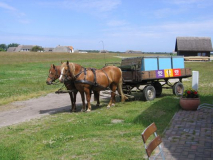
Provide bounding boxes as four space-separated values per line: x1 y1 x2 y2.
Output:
0 44 7 51
31 46 44 52
8 43 19 48
0 48 5 52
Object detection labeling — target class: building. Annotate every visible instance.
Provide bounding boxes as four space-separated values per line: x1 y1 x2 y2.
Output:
175 37 213 57
7 45 35 52
43 48 54 52
53 45 74 53
7 47 17 52
7 45 74 53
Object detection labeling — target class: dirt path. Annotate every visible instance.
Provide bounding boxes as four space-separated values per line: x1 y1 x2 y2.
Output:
0 92 110 128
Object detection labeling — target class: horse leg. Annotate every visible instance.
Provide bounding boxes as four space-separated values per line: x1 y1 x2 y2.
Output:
71 91 77 112
68 92 74 112
107 84 117 108
85 88 92 112
94 91 100 107
79 91 86 112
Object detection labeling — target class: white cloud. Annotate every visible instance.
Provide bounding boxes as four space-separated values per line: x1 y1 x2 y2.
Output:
0 2 16 11
0 2 28 23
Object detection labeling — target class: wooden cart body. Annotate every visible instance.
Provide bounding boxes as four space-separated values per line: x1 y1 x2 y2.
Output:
119 56 192 100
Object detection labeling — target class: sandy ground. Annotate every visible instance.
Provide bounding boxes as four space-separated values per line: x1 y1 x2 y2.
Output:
0 92 110 128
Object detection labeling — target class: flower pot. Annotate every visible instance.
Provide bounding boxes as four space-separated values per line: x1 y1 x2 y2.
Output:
179 97 200 110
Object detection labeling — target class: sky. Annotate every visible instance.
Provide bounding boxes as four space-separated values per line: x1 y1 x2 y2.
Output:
0 0 213 52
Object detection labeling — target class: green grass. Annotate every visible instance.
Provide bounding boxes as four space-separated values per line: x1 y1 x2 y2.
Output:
0 52 213 159
0 52 120 105
0 96 179 160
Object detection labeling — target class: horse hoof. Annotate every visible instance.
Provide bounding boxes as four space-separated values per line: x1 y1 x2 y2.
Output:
107 105 110 109
87 109 91 112
112 103 115 106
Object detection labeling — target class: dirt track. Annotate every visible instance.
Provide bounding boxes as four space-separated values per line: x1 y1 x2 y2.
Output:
0 92 110 128
0 78 188 128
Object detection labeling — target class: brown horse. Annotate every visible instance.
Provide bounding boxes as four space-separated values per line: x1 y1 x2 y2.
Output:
46 64 100 112
46 64 78 112
59 61 127 111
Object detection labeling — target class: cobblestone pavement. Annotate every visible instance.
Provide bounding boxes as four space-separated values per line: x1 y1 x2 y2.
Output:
150 108 213 160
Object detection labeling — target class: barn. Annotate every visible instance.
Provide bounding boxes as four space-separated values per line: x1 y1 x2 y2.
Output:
175 37 213 57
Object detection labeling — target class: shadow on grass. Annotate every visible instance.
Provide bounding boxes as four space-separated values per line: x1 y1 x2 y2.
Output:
135 95 213 159
133 96 180 134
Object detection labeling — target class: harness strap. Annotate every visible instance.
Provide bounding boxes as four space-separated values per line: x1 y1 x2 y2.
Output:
101 68 110 89
74 68 84 79
90 68 98 86
74 68 108 90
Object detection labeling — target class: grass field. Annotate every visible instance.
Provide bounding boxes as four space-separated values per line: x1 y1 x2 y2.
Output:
0 52 213 159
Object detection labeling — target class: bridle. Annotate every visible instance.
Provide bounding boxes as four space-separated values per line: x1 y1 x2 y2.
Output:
61 63 84 82
48 67 59 82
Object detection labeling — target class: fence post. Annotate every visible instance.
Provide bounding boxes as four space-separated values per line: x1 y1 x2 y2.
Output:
192 71 199 91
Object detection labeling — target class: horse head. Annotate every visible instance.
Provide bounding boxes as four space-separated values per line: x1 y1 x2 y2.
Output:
46 64 60 85
59 61 75 83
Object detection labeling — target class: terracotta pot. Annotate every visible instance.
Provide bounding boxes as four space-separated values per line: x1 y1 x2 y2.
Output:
179 97 200 110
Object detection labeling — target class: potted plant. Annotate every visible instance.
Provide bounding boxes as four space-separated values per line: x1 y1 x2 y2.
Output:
179 88 200 110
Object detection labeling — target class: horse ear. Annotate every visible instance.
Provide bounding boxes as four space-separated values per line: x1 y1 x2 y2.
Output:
66 61 69 65
61 61 63 64
53 64 55 69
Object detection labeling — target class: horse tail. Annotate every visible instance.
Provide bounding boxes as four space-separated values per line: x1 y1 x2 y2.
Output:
117 68 128 102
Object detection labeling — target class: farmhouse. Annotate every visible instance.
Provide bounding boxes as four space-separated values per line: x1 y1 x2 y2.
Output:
53 45 74 53
43 48 54 52
7 45 35 52
175 37 213 57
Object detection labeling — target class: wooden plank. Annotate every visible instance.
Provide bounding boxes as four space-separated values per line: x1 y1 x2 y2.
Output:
122 71 142 81
141 71 156 80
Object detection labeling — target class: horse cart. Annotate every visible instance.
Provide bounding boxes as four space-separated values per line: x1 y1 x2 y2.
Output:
118 56 192 101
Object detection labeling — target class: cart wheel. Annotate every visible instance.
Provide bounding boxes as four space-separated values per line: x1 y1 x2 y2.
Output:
173 82 184 96
154 81 162 97
143 85 156 101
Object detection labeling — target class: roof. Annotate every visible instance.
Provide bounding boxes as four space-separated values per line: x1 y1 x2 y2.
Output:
175 37 213 51
43 48 54 52
7 47 17 52
21 45 35 50
53 46 72 52
14 45 35 52
68 46 73 50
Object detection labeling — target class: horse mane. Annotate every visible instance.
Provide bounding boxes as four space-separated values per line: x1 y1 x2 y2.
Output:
69 63 76 77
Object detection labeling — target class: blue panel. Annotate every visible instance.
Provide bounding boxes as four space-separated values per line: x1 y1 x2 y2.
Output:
172 57 184 69
159 58 172 69
141 58 158 71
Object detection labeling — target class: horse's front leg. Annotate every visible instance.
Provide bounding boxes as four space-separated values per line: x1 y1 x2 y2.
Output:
70 91 77 112
107 85 117 108
85 88 92 112
68 92 75 112
79 91 86 112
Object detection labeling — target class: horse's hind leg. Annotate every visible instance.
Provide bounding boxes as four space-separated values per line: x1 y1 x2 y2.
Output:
94 91 100 107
